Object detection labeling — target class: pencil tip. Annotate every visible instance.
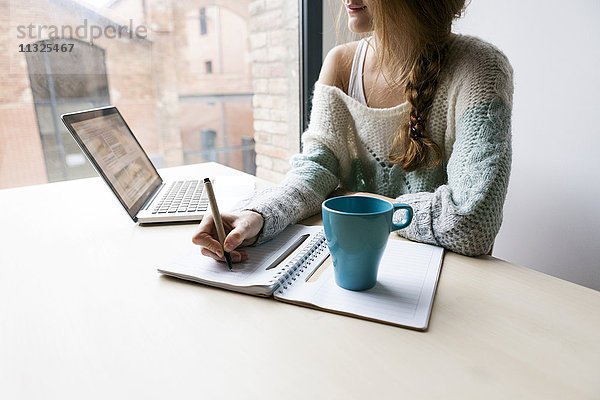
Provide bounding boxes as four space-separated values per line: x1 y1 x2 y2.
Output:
224 252 233 270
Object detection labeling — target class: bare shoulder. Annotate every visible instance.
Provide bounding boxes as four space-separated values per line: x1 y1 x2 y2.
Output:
317 41 360 93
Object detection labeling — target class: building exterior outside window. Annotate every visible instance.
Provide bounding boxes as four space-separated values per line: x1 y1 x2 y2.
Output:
1 0 300 189
25 38 109 182
199 7 207 35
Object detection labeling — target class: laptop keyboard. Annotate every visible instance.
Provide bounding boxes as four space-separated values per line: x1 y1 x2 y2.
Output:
151 180 208 214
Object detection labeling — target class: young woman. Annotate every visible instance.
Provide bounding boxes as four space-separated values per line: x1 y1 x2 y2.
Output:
193 0 513 261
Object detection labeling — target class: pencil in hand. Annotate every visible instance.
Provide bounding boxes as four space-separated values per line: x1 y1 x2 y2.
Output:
203 178 233 270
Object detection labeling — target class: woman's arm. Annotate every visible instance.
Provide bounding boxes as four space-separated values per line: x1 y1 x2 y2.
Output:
244 146 341 244
242 45 357 244
396 54 514 256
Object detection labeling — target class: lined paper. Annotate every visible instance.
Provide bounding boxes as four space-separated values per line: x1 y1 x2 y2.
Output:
275 239 444 330
157 225 323 296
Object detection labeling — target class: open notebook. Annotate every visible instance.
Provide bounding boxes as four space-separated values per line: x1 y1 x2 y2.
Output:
157 225 444 330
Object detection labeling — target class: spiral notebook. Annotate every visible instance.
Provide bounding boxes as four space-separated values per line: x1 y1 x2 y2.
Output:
157 225 444 330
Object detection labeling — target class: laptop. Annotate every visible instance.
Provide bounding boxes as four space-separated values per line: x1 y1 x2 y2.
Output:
61 106 209 223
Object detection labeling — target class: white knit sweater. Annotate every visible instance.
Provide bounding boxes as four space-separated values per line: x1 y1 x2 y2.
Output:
244 35 514 256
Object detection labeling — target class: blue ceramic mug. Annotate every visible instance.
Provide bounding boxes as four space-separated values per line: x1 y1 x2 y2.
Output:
322 196 413 291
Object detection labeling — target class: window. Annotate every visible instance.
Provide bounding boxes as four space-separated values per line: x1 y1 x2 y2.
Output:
199 7 207 36
1 0 304 189
26 38 108 182
301 0 323 132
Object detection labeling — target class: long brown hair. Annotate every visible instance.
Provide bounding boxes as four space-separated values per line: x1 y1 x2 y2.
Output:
368 0 466 171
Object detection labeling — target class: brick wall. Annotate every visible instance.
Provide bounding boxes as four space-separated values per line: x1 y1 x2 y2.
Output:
249 0 300 183
1 0 293 189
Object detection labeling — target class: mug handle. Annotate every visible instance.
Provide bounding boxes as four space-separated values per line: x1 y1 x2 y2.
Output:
390 203 413 231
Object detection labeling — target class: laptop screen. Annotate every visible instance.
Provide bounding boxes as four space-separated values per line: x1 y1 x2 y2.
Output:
62 107 162 220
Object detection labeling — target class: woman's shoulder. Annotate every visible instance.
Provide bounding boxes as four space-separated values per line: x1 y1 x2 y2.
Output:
318 40 362 92
445 35 514 103
447 35 513 81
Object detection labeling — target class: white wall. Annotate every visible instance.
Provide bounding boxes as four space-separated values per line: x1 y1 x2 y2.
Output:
323 1 600 290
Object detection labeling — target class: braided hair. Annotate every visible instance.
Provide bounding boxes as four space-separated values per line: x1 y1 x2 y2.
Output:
390 42 449 171
370 0 466 172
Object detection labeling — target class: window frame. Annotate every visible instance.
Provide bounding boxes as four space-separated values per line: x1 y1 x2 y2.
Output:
299 0 323 137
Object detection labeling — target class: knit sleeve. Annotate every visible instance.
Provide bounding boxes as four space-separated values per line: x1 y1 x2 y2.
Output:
242 86 346 244
395 50 514 256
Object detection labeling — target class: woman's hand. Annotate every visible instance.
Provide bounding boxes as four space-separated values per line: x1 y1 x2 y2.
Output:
192 210 264 263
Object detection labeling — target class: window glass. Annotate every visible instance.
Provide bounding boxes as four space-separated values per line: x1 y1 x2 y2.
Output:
2 0 260 189
26 38 109 181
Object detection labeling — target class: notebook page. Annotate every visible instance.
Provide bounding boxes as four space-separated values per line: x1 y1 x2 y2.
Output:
157 225 322 296
275 239 444 330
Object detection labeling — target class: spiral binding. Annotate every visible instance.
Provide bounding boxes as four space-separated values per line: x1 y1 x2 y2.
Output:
269 230 328 295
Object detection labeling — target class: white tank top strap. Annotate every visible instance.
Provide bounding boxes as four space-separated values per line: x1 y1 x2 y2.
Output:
347 37 370 106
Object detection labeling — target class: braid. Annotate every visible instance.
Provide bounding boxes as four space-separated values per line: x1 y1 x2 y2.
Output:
389 43 449 172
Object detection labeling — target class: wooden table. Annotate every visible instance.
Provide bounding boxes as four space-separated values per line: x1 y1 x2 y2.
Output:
0 163 598 399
